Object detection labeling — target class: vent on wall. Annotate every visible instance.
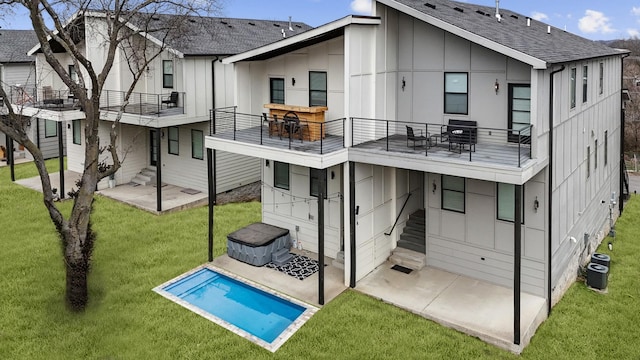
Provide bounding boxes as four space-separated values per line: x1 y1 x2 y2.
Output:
424 3 436 10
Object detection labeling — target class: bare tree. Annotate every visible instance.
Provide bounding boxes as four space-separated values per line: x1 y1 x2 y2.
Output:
0 0 217 311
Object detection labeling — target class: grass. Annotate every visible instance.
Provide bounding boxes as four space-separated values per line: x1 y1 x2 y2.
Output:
1 160 640 359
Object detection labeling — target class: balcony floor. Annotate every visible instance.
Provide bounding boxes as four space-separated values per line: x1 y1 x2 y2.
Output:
354 134 532 168
211 124 345 154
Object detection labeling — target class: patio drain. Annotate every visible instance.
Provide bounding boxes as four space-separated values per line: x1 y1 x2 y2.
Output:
391 264 413 274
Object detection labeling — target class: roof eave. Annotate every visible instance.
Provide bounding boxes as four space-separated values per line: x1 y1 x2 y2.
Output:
223 15 381 64
377 0 548 69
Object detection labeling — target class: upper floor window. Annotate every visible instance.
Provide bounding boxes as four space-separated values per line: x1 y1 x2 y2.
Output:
168 126 179 155
45 119 57 138
309 71 327 107
163 60 174 89
191 129 203 160
274 161 290 190
582 66 588 103
270 78 285 104
441 175 465 213
599 62 604 95
444 73 468 114
570 68 577 109
68 65 78 83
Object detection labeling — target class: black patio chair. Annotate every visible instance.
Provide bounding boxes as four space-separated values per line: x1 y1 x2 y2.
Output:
406 125 427 149
161 91 179 108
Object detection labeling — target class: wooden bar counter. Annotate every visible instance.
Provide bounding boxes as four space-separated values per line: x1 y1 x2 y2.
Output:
264 103 328 141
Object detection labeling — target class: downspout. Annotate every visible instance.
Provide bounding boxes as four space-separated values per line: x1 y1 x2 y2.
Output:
620 53 630 214
208 56 220 262
547 65 565 315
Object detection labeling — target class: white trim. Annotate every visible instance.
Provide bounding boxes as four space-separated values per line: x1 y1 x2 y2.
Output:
222 16 382 64
376 0 548 70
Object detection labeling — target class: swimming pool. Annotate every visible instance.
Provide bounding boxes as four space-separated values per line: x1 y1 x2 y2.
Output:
154 266 317 352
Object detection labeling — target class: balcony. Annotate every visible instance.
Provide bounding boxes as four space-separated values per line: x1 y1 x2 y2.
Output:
351 118 532 168
209 107 346 155
6 85 184 117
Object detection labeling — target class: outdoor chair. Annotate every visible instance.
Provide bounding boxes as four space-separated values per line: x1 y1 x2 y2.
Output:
283 111 304 143
263 113 282 138
42 86 63 107
162 91 179 108
406 125 428 149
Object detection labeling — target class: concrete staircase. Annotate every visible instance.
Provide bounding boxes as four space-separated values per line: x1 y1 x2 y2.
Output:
131 166 157 186
389 209 426 270
332 250 345 269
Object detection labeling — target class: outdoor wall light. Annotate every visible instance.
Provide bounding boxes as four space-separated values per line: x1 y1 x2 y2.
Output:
265 160 270 167
331 170 335 179
432 180 437 194
494 79 500 94
402 77 406 91
291 77 296 86
534 196 539 212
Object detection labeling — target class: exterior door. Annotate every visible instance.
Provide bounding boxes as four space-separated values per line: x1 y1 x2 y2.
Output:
508 84 531 143
150 130 158 166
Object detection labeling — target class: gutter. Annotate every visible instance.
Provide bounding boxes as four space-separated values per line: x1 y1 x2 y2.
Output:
620 53 630 214
547 64 565 315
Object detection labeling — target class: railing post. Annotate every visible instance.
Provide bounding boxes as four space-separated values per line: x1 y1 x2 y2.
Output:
518 129 522 168
386 120 389 151
233 108 237 141
158 94 161 114
351 117 354 147
260 113 264 145
139 92 142 115
425 123 429 156
320 122 324 154
344 118 346 148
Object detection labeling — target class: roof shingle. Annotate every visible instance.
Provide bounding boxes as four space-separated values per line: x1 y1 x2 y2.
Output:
0 30 38 63
391 0 622 64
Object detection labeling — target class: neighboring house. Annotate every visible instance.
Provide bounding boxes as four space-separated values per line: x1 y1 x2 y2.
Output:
0 29 65 161
206 0 627 351
11 13 311 209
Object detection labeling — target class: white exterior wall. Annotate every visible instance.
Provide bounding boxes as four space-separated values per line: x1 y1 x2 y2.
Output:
548 56 622 304
425 172 546 296
1 62 37 151
234 37 345 122
262 161 343 259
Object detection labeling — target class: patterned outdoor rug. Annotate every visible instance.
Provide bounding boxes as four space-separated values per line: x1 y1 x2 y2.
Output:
265 254 319 280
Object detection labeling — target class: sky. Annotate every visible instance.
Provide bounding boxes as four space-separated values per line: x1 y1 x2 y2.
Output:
1 0 638 41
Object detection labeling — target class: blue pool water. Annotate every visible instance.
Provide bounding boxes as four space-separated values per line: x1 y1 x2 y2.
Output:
163 268 306 343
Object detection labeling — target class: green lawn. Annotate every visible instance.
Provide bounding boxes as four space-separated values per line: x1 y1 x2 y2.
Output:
1 160 639 359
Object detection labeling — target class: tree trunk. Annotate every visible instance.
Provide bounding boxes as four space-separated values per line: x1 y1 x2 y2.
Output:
65 251 89 311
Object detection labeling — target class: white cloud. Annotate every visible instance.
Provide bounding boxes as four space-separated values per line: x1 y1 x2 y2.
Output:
578 10 615 34
628 29 640 38
632 7 640 16
350 0 371 14
531 11 548 22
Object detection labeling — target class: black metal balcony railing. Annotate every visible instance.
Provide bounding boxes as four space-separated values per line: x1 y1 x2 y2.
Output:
5 85 184 117
352 117 532 167
210 107 346 155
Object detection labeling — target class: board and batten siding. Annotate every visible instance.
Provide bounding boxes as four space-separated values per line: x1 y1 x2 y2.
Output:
261 162 342 261
547 56 622 301
353 163 394 281
36 118 67 159
426 172 546 296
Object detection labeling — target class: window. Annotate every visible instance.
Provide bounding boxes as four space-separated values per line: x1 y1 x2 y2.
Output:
604 131 608 166
163 60 173 88
497 183 524 223
191 129 203 160
599 62 604 95
309 71 327 106
587 146 591 178
582 65 588 103
444 73 468 114
69 65 78 83
274 161 290 190
594 139 598 169
508 84 531 143
72 120 81 145
270 78 285 104
441 175 465 213
310 168 327 198
45 119 57 138
168 127 179 155
570 68 576 109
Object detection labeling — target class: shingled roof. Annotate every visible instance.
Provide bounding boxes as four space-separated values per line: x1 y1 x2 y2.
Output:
128 14 313 56
385 0 622 66
0 30 37 63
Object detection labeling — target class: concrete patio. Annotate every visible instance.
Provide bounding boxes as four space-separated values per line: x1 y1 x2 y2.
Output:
355 261 547 353
14 170 208 214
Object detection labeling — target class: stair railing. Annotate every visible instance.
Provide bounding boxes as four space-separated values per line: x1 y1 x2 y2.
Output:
385 192 412 236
